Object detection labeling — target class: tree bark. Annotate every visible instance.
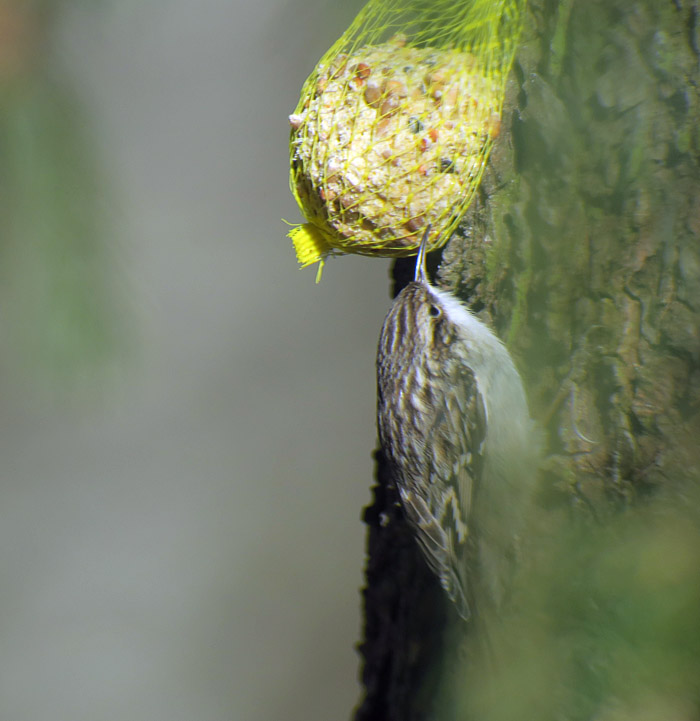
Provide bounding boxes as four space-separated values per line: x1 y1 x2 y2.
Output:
356 1 700 719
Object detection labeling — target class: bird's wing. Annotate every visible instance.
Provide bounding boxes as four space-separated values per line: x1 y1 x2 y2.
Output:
399 364 486 619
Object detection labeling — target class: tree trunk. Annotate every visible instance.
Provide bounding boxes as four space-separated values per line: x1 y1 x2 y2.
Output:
356 1 700 719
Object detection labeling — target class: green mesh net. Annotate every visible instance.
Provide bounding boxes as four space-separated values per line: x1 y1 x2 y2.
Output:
288 0 525 277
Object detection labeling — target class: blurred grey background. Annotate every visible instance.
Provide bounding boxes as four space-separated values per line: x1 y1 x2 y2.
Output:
0 1 390 719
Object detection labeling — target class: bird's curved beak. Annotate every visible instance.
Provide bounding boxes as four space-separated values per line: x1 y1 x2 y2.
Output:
414 224 432 284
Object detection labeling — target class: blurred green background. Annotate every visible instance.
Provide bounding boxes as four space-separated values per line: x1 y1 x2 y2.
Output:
0 1 387 719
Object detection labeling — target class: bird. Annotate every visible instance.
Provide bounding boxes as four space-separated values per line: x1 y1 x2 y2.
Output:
376 227 538 619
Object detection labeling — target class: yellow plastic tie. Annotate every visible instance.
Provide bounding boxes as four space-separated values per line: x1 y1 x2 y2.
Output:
289 223 333 281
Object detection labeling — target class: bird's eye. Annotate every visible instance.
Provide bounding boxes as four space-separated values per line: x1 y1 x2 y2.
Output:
429 304 441 318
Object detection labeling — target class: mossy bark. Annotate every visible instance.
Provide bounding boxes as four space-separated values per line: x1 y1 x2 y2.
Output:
356 1 700 719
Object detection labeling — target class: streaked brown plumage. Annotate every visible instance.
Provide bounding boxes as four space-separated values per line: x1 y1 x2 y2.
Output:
376 228 536 619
